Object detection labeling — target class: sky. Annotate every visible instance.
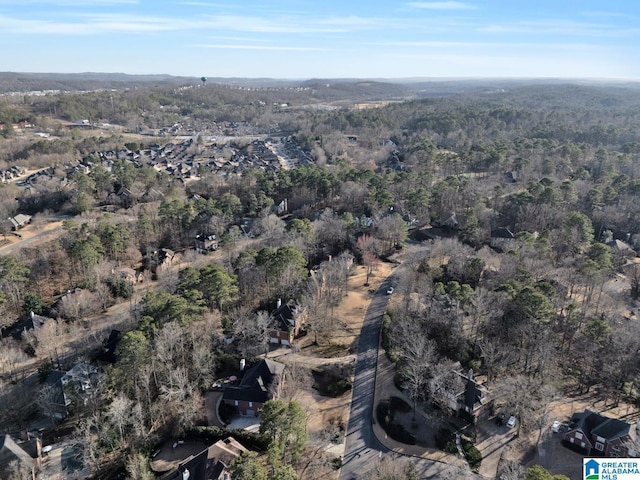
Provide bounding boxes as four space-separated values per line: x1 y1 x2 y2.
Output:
1 0 639 79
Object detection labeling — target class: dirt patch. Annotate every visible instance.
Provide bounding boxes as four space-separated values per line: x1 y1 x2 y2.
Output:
295 262 395 356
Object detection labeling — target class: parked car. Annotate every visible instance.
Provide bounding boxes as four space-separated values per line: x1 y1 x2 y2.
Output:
386 286 394 295
551 420 561 433
507 416 517 428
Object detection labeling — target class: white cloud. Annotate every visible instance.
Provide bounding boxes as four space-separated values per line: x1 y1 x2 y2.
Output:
195 44 325 51
478 19 639 38
406 1 477 10
0 0 137 4
0 11 385 36
367 40 595 51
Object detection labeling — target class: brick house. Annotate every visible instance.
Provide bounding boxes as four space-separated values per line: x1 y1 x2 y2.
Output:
445 369 489 420
564 410 635 457
221 359 285 416
269 299 302 346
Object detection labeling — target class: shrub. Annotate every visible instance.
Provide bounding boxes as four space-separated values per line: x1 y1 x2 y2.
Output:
376 401 390 428
218 403 239 424
376 400 416 445
393 373 405 391
105 276 134 299
326 378 351 396
459 409 477 425
38 359 53 383
435 427 457 453
386 423 416 445
462 438 482 470
331 457 343 470
389 396 411 413
381 313 393 356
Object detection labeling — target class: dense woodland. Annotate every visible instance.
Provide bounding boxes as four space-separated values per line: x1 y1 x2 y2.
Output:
1 79 640 479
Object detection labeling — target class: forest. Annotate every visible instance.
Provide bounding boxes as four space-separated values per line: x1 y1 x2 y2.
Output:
0 79 639 479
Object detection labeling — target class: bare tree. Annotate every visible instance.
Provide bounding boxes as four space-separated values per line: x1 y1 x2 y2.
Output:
356 234 379 285
57 289 101 321
278 362 312 403
6 459 34 480
107 394 134 448
254 214 286 246
389 316 437 418
232 307 272 356
367 456 418 480
0 338 28 380
126 451 155 480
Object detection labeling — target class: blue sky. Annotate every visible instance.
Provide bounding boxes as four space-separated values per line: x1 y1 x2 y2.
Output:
1 0 639 79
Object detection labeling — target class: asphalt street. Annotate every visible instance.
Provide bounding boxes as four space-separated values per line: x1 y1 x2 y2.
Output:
339 277 392 480
339 270 482 480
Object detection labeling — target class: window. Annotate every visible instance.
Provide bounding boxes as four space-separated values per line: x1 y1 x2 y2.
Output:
249 402 253 407
575 432 583 440
234 400 238 406
595 442 604 451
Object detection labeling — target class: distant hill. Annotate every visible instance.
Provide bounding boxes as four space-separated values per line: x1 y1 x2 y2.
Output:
0 72 198 93
1 72 638 97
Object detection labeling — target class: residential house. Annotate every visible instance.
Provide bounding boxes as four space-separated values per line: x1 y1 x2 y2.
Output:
221 359 285 416
42 364 100 421
140 188 164 203
25 311 52 332
439 213 459 230
0 434 41 480
5 214 32 231
145 248 178 274
272 199 288 215
194 233 218 253
161 437 248 480
564 410 635 457
490 227 515 251
238 218 255 238
269 299 302 346
446 369 489 420
115 267 144 284
42 370 70 421
606 238 635 255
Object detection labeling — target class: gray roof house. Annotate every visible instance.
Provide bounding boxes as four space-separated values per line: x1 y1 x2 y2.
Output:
221 359 285 416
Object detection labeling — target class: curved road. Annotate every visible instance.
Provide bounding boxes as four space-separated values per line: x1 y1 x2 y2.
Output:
339 272 480 480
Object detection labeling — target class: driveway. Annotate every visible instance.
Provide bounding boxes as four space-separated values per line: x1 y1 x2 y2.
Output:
475 413 520 477
535 426 583 480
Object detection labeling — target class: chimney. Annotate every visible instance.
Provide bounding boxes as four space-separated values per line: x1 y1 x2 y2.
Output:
627 232 631 242
276 298 282 309
467 369 474 381
240 358 245 371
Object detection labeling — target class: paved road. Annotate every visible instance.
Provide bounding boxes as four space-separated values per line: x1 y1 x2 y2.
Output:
339 271 481 480
339 277 393 480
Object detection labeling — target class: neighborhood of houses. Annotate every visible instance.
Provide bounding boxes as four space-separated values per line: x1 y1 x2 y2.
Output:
3 264 639 479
